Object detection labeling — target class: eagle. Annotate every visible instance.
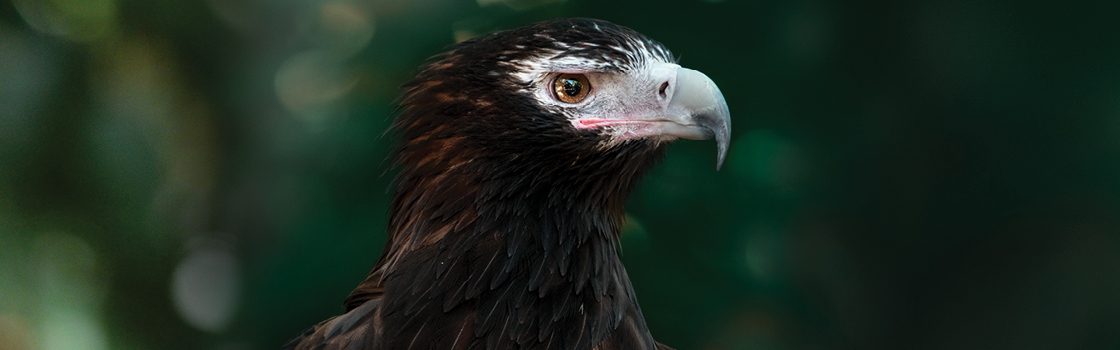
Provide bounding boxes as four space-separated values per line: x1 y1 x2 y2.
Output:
285 18 730 350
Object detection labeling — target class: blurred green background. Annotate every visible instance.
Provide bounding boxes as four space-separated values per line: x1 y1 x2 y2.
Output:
3 0 1120 349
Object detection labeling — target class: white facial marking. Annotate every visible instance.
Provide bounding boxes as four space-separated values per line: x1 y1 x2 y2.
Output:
493 34 679 149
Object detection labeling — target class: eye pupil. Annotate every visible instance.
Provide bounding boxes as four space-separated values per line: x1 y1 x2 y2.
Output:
563 79 581 96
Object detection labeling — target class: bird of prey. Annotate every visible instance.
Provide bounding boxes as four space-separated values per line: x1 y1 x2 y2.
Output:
285 18 730 350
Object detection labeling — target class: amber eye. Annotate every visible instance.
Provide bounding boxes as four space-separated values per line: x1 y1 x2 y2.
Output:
552 73 591 104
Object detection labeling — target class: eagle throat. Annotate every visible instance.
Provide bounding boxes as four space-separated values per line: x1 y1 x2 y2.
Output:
357 130 667 350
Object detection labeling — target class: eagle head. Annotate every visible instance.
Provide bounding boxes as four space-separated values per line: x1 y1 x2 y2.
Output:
392 18 730 200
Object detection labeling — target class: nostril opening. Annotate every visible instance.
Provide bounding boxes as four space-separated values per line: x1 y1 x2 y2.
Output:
659 81 669 100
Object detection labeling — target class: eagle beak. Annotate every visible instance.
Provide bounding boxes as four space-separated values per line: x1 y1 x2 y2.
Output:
575 63 731 169
660 66 732 170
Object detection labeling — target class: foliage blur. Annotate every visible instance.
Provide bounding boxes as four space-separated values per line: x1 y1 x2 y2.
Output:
2 0 1120 349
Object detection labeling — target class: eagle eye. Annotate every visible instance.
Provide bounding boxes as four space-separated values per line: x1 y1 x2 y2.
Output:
553 73 591 104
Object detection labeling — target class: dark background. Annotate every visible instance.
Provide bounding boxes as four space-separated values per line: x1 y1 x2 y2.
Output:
2 0 1120 349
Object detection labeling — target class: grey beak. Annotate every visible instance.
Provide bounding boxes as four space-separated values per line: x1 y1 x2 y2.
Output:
668 67 732 170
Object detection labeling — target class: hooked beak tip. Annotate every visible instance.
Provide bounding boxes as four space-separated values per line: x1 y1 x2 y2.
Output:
671 67 731 171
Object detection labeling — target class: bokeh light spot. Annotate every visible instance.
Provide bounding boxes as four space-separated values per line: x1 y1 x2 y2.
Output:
33 233 108 350
275 50 358 123
319 1 375 57
171 244 242 333
40 309 107 350
13 0 118 41
35 232 106 307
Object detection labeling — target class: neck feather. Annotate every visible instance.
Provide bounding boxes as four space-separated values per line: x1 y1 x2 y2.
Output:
362 143 663 350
